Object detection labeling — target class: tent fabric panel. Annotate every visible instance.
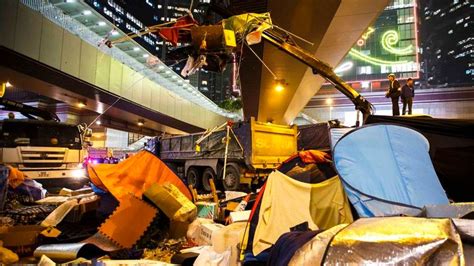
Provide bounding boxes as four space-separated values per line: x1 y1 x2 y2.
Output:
333 124 449 215
366 115 474 202
343 183 422 217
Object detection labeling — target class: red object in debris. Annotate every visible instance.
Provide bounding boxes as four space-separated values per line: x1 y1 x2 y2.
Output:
234 193 251 212
299 150 332 164
158 15 197 46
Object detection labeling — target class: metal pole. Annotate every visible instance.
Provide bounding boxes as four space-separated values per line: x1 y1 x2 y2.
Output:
222 124 230 181
356 110 360 127
231 53 240 96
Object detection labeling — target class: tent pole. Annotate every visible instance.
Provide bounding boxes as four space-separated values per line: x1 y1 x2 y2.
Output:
222 124 231 181
356 110 361 127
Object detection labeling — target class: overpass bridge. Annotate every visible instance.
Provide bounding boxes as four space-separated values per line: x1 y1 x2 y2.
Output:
1 0 391 132
0 0 235 134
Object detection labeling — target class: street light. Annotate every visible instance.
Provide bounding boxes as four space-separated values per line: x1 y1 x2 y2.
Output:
274 79 285 92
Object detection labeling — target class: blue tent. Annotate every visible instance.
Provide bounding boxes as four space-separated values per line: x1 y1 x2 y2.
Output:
333 124 449 217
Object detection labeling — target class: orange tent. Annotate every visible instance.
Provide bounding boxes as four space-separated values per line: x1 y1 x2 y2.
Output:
87 151 192 201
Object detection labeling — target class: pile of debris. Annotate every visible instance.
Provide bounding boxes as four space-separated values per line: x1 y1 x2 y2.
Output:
0 150 258 265
1 124 473 265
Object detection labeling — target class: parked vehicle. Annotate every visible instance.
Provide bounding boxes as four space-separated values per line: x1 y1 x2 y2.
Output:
0 98 90 183
148 118 297 191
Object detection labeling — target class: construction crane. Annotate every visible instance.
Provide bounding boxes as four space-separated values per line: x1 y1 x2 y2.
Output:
261 29 374 122
208 3 374 124
0 98 60 122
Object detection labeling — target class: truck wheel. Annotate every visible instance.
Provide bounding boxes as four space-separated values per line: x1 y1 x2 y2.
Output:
223 164 240 191
202 168 216 192
187 167 201 189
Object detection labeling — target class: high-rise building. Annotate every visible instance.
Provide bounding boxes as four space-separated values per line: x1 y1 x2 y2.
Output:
419 0 473 87
303 0 422 125
304 0 473 124
163 0 231 103
320 0 420 93
85 0 231 104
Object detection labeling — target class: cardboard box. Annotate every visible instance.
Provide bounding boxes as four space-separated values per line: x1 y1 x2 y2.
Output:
144 184 197 222
199 223 224 245
59 187 93 197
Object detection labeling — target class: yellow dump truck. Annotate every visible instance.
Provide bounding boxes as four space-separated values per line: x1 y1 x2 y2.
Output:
151 117 297 191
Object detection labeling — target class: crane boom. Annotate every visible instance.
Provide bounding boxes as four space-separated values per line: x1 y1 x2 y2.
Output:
0 98 60 122
261 29 374 120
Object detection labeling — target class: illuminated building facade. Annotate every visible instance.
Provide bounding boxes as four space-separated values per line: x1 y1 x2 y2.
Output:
304 0 474 124
322 0 420 92
420 0 473 87
85 0 231 104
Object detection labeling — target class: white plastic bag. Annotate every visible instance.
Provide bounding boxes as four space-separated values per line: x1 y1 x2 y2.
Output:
193 246 231 266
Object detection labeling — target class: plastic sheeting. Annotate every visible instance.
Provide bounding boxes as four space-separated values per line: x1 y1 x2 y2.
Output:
333 124 449 217
325 217 465 265
366 115 474 202
289 224 347 266
222 13 272 44
34 242 106 262
297 123 331 151
159 125 245 161
194 246 231 266
87 151 192 201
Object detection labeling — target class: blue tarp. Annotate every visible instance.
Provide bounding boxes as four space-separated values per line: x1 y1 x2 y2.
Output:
333 124 449 217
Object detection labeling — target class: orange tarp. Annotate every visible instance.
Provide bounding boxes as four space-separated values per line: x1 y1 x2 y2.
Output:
87 151 192 201
7 166 27 189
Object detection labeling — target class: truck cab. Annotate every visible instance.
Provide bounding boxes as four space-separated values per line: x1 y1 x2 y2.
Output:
0 119 87 179
0 98 90 190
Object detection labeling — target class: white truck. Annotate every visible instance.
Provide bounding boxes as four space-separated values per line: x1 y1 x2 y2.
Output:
0 99 89 183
